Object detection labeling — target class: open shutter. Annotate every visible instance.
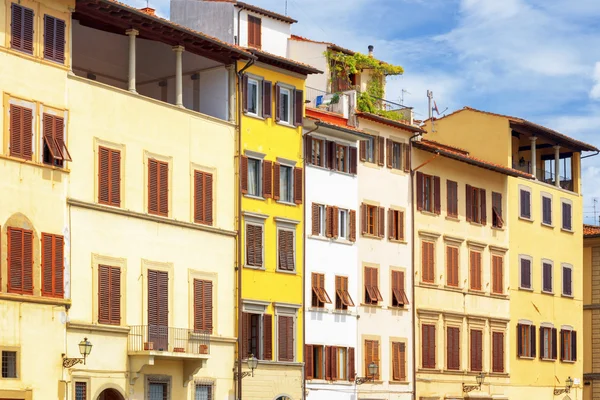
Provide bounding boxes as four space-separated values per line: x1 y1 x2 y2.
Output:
42 234 53 296
403 143 410 172
158 161 169 216
263 314 273 360
262 80 272 118
109 149 121 206
572 331 577 361
328 141 337 171
386 139 393 168
325 206 333 238
305 135 313 165
377 136 385 166
10 105 23 158
433 176 441 214
312 203 320 236
148 159 158 214
373 341 380 380
204 173 213 225
305 345 314 379
378 207 385 238
332 206 339 238
392 342 400 379
480 189 487 225
98 265 110 324
530 325 537 358
240 156 248 194
465 185 473 221
275 84 281 122
263 160 273 198
242 75 249 113
241 312 250 358
54 236 64 297
325 346 332 380
360 203 367 235
551 328 558 360
294 89 304 126
349 210 356 242
416 172 424 211
204 281 213 333
294 167 303 204
273 163 281 200
359 140 366 161
349 147 358 174
348 347 355 381
388 209 394 240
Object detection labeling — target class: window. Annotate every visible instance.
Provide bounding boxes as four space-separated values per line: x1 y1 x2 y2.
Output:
466 185 486 224
520 188 532 219
98 265 121 325
540 326 557 360
280 164 293 203
194 279 213 333
421 241 435 283
361 203 384 237
41 233 64 298
562 200 572 231
542 261 553 293
11 4 34 54
386 139 409 171
310 137 325 167
364 267 383 305
305 345 324 379
147 270 169 351
416 172 441 214
562 264 573 296
470 329 483 372
469 250 482 290
98 147 121 207
241 312 272 360
560 329 576 362
337 347 348 381
446 246 459 287
44 15 66 63
275 85 303 126
338 208 348 239
246 77 261 116
388 209 405 241
9 104 33 160
278 315 294 361
311 203 326 236
274 164 302 204
517 323 536 358
7 227 33 295
311 273 332 308
148 159 169 216
542 195 552 225
422 324 436 368
392 342 406 381
492 332 505 372
245 223 263 267
391 270 409 307
1 351 17 378
364 340 380 380
279 87 292 124
447 327 460 370
447 180 458 218
193 170 214 225
195 382 213 400
492 192 504 228
244 157 262 197
247 15 261 49
335 276 354 310
75 381 87 400
147 378 169 400
492 255 503 294
277 228 295 271
42 113 71 167
360 135 376 163
520 256 532 290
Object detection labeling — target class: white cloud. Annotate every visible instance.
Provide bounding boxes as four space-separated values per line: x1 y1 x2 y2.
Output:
590 62 600 100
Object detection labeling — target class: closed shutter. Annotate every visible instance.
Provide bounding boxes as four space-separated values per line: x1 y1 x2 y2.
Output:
349 210 356 242
294 167 303 204
194 279 213 333
465 184 472 221
44 15 65 63
447 327 460 370
392 342 401 380
311 203 320 235
8 227 33 294
278 230 294 271
470 251 481 290
42 233 64 298
377 136 385 166
348 347 355 381
492 255 503 294
388 209 395 240
148 269 169 351
470 330 483 371
563 266 572 296
241 312 250 358
194 171 213 225
278 315 294 361
572 331 577 361
248 15 261 49
262 80 272 118
422 324 436 368
349 147 358 174
273 163 281 200
9 104 33 160
386 139 393 168
398 211 405 241
377 206 385 238
305 344 314 379
275 85 281 121
480 189 487 225
563 202 572 230
148 159 158 213
359 140 366 161
263 314 273 360
98 147 121 207
242 75 249 113
551 328 558 360
433 176 441 214
492 332 504 372
325 346 332 380
148 159 169 216
446 180 457 217
240 156 248 194
262 160 273 198
98 265 120 325
11 4 34 54
360 203 367 235
327 141 336 170
422 242 434 283
416 172 424 211
294 90 304 126
521 190 531 218
521 258 531 288
530 325 537 358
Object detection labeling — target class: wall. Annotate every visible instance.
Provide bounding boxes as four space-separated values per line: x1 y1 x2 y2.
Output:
287 40 329 94
169 0 235 44
235 10 291 57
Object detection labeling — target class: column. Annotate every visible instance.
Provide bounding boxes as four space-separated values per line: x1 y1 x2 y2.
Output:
173 46 185 107
554 145 561 187
126 29 139 93
530 136 537 178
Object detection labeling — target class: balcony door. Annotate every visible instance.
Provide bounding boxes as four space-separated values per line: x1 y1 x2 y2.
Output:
148 269 169 351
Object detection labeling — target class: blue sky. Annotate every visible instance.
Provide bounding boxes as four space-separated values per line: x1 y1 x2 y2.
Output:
134 0 600 223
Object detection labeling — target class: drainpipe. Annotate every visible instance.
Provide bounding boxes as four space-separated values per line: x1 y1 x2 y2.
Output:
236 7 243 45
236 57 254 400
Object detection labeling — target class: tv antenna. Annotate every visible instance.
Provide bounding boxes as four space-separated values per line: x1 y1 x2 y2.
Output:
401 89 410 105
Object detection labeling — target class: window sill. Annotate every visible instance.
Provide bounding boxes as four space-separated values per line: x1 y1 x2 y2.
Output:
519 286 534 292
361 161 380 170
490 292 508 299
562 359 576 363
243 112 266 121
244 265 266 270
1 46 71 71
561 228 575 234
276 269 297 275
361 233 382 240
67 321 130 335
276 200 297 207
389 380 410 385
276 121 298 130
468 288 484 294
488 372 509 377
417 368 442 373
519 216 534 223
541 222 554 229
541 290 554 296
518 356 535 360
389 305 408 311
468 221 484 227
388 168 408 176
540 357 556 362
335 238 355 246
443 285 463 292
389 238 408 245
0 292 71 307
561 293 574 299
308 307 329 313
307 379 354 385
0 154 71 173
244 194 266 201
419 210 439 217
491 225 505 231
446 215 460 222
360 303 382 309
309 234 329 242
419 281 438 288
332 309 354 315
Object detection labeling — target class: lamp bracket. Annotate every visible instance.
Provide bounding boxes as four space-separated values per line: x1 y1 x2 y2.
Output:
233 371 253 380
62 356 84 369
553 388 571 396
462 384 480 393
355 376 374 385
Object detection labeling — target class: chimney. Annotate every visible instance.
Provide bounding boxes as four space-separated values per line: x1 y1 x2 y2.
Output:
368 45 374 57
140 6 156 16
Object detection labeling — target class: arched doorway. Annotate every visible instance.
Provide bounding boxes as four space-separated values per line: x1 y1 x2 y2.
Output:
275 396 292 400
97 388 125 400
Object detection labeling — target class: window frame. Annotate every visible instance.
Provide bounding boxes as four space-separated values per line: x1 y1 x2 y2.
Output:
146 375 171 400
517 322 536 358
446 180 458 218
247 14 262 49
311 137 325 167
560 327 576 362
1 348 19 379
421 323 436 369
97 145 122 207
492 191 504 228
74 380 89 400
391 340 407 381
541 193 553 226
390 268 409 308
446 326 460 371
276 307 298 362
8 102 35 161
146 155 170 217
41 232 64 298
389 208 405 242
519 255 533 290
423 174 435 213
363 339 380 380
335 275 354 310
43 14 67 64
42 112 71 167
365 135 375 163
338 208 348 240
276 225 296 273
246 156 263 198
365 204 378 236
10 3 35 55
246 77 262 117
469 328 483 372
446 245 459 288
194 381 214 400
193 169 214 226
244 219 265 269
421 240 435 284
7 226 34 295
491 331 505 373
311 272 332 308
519 186 532 220
539 325 556 361
279 86 292 125
542 259 553 294
562 263 573 297
363 266 383 305
561 198 573 232
469 249 482 291
336 144 348 172
98 264 121 325
279 164 294 204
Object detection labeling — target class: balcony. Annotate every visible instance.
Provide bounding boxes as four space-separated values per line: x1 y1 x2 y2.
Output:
512 158 574 192
128 325 210 356
305 86 356 119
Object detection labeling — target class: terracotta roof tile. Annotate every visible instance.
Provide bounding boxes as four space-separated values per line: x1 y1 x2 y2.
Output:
290 34 355 55
235 2 297 23
357 111 425 133
584 224 600 237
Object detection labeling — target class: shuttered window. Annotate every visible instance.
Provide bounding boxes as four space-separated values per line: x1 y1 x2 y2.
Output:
41 233 64 298
540 326 557 360
364 266 383 304
492 332 505 372
325 205 337 238
364 340 380 380
262 160 272 198
278 315 294 362
446 327 460 370
422 324 436 368
391 342 406 381
147 270 169 351
517 323 536 358
446 246 459 287
148 159 169 216
245 223 263 267
542 195 552 225
335 275 354 310
391 270 409 307
241 312 272 360
520 189 531 219
311 273 332 308
416 172 440 214
277 228 295 271
312 203 325 236
360 203 384 237
421 241 435 283
194 171 213 225
42 113 71 166
469 250 482 291
349 209 356 242
98 265 121 325
98 147 121 207
307 136 325 167
492 192 504 228
194 279 213 333
9 104 33 160
386 139 406 171
75 382 87 400
446 180 458 218
542 262 553 293
562 201 572 231
247 15 261 49
388 209 405 241
7 227 33 295
492 255 503 294
359 135 376 163
262 80 272 118
44 15 66 63
560 329 576 362
470 329 483 371
465 185 486 224
325 346 340 380
562 264 573 296
11 4 34 54
520 257 532 289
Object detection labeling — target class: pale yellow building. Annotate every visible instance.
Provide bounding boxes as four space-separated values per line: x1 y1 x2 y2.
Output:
583 224 600 400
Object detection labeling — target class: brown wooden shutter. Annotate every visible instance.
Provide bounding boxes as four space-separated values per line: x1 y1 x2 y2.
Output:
159 161 169 215
148 269 169 351
349 147 358 174
305 344 314 378
398 211 405 241
305 135 313 165
294 89 304 127
572 331 577 361
263 160 273 198
325 346 332 380
255 17 261 48
242 75 249 113
403 143 410 172
275 84 281 122
530 325 536 358
349 210 356 242
433 176 441 214
388 209 394 240
480 189 487 225
360 203 367 235
8 227 33 294
10 105 33 160
386 139 393 168
465 184 473 221
325 206 333 238
44 15 65 63
327 141 337 171
42 233 64 298
240 156 248 194
11 4 34 54
294 167 303 204
471 330 483 371
109 149 121 206
263 314 273 360
332 206 339 238
416 172 424 211
148 159 158 214
312 203 320 235
377 136 385 166
241 312 250 358
359 140 366 161
262 80 272 118
392 342 401 380
99 264 122 325
273 163 281 200
378 206 385 238
348 347 355 381
194 279 213 333
552 328 558 360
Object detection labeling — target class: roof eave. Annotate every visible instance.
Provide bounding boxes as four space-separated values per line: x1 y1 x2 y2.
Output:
313 120 372 139
358 112 425 133
235 2 297 24
247 49 322 75
512 120 599 152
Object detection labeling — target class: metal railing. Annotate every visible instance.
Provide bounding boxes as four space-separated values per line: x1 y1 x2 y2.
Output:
128 325 210 355
512 161 574 191
305 86 352 117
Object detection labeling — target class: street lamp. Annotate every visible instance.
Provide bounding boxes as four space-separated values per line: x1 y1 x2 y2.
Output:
554 376 574 395
355 362 379 385
463 372 485 393
62 337 93 368
234 354 259 379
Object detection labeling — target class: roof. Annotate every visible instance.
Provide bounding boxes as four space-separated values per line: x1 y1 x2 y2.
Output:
414 140 535 179
245 48 322 75
289 35 355 55
74 0 254 65
306 107 349 127
357 111 425 133
584 224 600 238
236 1 297 23
305 109 370 139
431 107 599 152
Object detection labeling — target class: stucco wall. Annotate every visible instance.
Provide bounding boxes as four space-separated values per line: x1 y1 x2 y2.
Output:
235 10 291 57
288 40 330 94
170 0 235 44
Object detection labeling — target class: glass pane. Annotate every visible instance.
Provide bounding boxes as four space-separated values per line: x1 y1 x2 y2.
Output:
248 159 260 196
195 385 210 400
339 210 347 238
280 89 290 123
149 383 165 400
280 166 293 202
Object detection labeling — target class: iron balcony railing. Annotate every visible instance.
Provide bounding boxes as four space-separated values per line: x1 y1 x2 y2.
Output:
305 86 353 117
128 325 210 355
512 161 574 191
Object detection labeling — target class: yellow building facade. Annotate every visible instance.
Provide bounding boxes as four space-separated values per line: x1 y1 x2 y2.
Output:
424 108 596 399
